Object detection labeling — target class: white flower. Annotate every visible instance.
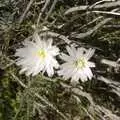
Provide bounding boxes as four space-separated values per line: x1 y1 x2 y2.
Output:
15 33 59 76
58 46 95 82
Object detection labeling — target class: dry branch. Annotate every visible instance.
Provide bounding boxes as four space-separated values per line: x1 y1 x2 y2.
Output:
19 0 34 24
65 1 120 14
71 18 112 39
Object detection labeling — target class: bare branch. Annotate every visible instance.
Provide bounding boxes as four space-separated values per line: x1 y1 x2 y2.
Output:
101 59 120 67
10 72 27 88
92 10 120 16
71 18 112 39
65 1 120 14
37 0 50 26
45 0 57 20
19 0 34 24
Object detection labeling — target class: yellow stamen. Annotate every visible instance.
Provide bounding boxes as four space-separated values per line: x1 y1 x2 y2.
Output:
37 49 46 59
75 58 86 69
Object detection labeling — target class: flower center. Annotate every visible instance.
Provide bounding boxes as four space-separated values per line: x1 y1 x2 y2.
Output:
75 58 86 69
37 49 46 59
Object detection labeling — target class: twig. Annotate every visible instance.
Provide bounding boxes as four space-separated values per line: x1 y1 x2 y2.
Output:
97 76 120 87
19 0 34 24
92 10 120 16
10 72 27 88
37 0 50 26
71 8 120 39
79 16 103 30
89 0 115 9
97 76 120 98
71 8 119 38
103 24 120 28
45 0 57 20
101 59 120 67
65 1 120 14
71 18 112 39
